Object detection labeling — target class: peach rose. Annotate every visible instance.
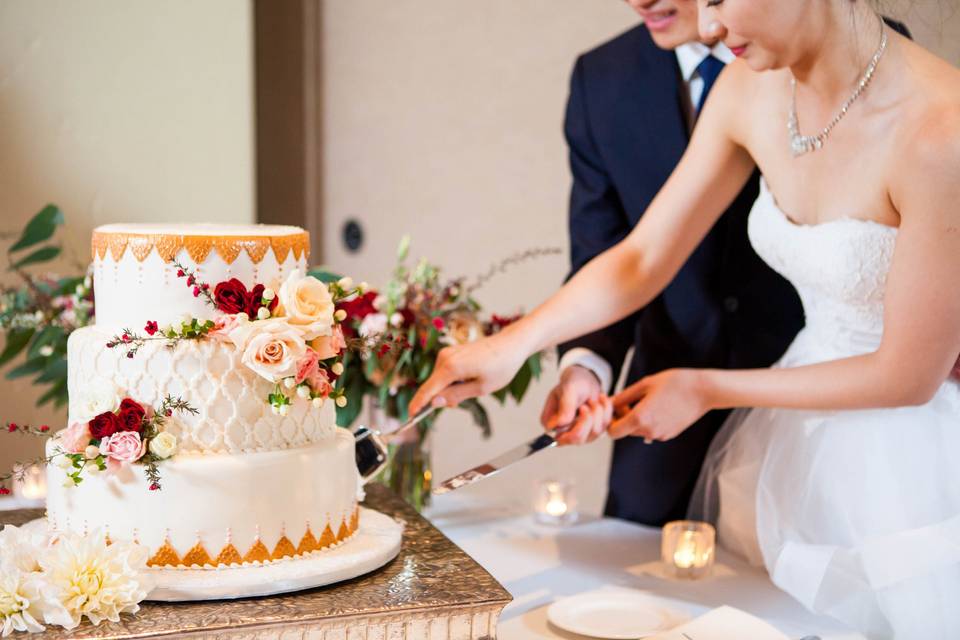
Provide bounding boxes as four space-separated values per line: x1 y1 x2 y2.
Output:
57 422 92 455
276 270 335 340
230 318 307 383
295 349 320 386
441 312 484 346
209 312 248 343
311 324 346 360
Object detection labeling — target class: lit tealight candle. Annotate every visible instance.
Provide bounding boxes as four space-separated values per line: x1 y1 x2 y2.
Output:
662 520 715 579
534 479 577 526
13 464 47 505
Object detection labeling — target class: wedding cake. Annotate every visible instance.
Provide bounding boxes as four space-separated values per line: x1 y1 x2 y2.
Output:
44 224 369 577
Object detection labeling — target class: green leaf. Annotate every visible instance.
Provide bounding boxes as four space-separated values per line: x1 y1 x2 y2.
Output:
27 325 65 360
307 268 343 284
57 276 85 296
37 379 68 408
508 361 533 403
11 245 61 270
395 386 413 424
0 328 35 367
528 353 543 379
460 398 492 438
9 205 64 253
492 387 509 403
6 357 48 380
35 357 67 384
335 377 366 428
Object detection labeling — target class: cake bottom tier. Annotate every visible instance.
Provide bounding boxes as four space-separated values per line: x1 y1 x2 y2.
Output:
46 429 361 570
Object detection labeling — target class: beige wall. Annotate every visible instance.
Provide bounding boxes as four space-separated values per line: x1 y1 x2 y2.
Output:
319 0 960 514
0 1 254 476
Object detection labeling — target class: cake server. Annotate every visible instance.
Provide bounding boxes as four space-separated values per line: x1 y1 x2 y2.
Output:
353 405 437 481
431 424 573 495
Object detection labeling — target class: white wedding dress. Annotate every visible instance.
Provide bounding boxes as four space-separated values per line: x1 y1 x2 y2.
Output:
692 179 960 639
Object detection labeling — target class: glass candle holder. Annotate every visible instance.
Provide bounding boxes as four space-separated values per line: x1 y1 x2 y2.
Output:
661 520 715 579
534 479 578 526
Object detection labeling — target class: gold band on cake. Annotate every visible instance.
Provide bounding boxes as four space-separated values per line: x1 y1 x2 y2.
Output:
91 230 310 264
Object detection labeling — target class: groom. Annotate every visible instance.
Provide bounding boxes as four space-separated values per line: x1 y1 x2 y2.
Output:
542 0 806 526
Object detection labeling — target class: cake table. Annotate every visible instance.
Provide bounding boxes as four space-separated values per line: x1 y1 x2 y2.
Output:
0 484 512 640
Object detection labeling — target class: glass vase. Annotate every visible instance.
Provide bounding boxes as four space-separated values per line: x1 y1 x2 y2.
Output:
368 401 433 512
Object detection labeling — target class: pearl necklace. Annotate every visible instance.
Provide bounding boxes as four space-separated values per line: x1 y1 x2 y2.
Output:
787 19 887 157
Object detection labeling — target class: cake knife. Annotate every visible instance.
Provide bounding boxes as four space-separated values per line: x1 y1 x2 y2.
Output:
353 405 438 481
431 424 573 495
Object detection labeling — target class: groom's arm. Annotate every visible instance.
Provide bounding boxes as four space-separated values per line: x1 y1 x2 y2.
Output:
556 55 643 393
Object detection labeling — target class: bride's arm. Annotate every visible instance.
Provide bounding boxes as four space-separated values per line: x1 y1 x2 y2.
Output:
410 68 756 412
611 112 960 440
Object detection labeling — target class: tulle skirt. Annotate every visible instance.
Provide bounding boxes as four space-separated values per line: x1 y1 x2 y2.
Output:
690 331 960 639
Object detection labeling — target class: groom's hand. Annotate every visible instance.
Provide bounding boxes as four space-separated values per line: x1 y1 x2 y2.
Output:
541 365 611 446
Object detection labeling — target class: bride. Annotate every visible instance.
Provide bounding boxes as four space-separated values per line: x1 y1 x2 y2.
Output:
409 0 960 637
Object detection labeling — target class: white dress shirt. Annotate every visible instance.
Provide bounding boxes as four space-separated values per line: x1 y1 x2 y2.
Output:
558 42 734 392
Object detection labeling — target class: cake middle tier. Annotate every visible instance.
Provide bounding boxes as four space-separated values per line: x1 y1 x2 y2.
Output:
68 326 337 454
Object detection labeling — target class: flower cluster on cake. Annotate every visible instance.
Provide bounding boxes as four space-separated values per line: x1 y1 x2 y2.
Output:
9 224 378 580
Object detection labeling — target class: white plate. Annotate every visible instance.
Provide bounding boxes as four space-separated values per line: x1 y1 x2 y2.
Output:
547 588 697 639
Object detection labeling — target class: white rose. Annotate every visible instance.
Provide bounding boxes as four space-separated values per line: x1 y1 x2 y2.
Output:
276 269 335 339
230 319 307 382
148 432 178 459
358 313 388 338
71 380 119 422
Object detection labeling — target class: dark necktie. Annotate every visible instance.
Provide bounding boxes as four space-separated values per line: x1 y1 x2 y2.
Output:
695 54 725 114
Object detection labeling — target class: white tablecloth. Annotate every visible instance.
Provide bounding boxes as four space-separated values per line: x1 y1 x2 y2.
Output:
427 492 866 640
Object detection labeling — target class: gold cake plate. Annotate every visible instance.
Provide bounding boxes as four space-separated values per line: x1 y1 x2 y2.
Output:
22 507 403 602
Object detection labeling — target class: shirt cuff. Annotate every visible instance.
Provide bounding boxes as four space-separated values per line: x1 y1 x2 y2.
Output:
558 347 614 393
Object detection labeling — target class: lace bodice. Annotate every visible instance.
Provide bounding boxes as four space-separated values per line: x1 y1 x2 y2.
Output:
748 178 898 359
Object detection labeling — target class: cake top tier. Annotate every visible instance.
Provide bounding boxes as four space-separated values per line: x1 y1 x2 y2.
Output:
92 223 311 329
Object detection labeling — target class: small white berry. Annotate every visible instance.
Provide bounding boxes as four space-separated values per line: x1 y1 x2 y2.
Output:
359 282 369 293
86 464 101 476
337 277 353 290
312 397 324 409
38 345 54 357
278 404 291 417
390 312 404 327
335 395 348 408
55 456 72 470
283 377 296 389
331 362 344 375
271 404 281 415
75 284 85 295
84 445 100 460
236 312 250 322
296 385 311 399
449 286 460 297
257 306 271 320
334 309 347 322
62 479 75 488
261 287 276 301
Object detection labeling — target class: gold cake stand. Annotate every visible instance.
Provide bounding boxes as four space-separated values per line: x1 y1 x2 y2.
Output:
1 484 512 639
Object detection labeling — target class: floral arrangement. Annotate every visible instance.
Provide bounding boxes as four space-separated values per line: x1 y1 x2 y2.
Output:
0 395 195 495
0 524 150 636
109 263 376 414
0 205 92 408
332 237 555 433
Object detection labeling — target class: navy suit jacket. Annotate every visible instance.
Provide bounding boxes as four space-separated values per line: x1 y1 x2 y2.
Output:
556 26 806 526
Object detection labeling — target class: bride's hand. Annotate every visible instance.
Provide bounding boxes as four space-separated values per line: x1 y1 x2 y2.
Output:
409 331 530 416
609 369 711 442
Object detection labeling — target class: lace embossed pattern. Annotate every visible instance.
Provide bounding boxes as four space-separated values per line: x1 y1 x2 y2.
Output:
748 178 897 359
91 230 310 265
67 327 337 453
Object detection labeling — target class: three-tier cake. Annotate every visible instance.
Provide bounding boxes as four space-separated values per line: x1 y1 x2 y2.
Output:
42 224 400 599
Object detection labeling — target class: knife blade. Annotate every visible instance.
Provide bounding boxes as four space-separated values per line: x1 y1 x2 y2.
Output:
432 425 572 495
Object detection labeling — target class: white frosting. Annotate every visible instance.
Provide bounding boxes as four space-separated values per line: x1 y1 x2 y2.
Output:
68 326 337 454
92 225 309 329
45 429 359 569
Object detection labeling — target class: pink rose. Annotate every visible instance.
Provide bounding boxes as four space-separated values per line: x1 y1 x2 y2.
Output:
311 324 347 360
295 349 320 386
100 431 146 471
58 422 92 454
307 366 333 398
209 313 247 343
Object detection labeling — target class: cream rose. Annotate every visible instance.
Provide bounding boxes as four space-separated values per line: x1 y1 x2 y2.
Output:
276 270 335 339
311 324 347 360
148 432 178 459
230 318 307 383
441 312 485 346
71 380 119 422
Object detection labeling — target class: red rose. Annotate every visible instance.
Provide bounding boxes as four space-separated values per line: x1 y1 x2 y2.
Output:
245 283 279 317
214 278 249 314
89 411 122 439
337 291 379 338
117 398 146 432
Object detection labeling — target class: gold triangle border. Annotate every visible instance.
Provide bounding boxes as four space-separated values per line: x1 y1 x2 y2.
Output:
91 231 310 265
143 506 361 570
